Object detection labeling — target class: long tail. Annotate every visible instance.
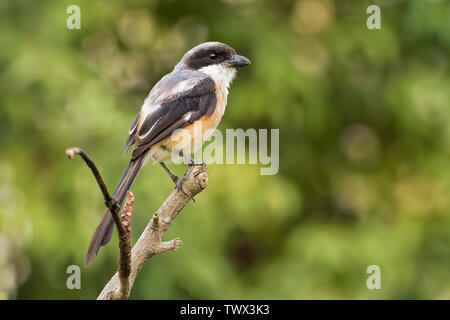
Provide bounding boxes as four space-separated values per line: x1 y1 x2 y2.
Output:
85 153 147 267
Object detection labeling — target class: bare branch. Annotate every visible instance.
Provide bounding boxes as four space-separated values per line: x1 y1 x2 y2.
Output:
97 164 209 300
66 147 209 299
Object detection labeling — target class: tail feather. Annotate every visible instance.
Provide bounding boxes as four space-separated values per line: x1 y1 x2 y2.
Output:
85 153 147 267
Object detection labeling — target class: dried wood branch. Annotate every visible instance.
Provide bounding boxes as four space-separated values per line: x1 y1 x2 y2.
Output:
66 147 209 299
97 164 208 300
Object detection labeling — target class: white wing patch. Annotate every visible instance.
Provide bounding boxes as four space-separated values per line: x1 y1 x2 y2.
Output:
148 78 198 105
140 78 200 123
136 79 201 140
184 112 193 122
138 117 161 139
175 79 198 94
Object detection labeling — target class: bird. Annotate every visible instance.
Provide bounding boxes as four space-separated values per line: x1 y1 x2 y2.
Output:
85 42 250 266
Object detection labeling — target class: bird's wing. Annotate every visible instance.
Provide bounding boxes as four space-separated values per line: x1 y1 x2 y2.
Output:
126 75 217 159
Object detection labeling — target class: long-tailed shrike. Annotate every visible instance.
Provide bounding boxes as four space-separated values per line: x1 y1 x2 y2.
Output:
85 42 250 266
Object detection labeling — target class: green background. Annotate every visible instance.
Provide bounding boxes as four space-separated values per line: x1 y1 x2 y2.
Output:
1 0 450 299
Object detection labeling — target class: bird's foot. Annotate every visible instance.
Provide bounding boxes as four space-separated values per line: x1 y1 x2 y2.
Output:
188 159 207 172
175 175 196 203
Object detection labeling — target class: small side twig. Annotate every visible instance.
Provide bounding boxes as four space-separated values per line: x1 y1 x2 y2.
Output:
149 213 182 254
66 147 132 299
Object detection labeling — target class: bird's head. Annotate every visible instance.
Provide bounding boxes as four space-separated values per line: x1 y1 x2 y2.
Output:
176 42 250 86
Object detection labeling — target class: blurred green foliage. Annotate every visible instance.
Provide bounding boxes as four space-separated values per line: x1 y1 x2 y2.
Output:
1 0 450 299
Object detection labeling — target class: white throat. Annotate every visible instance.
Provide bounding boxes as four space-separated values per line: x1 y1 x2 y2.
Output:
198 64 237 92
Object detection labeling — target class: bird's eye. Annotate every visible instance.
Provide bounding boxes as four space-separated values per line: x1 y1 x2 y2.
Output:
209 53 218 60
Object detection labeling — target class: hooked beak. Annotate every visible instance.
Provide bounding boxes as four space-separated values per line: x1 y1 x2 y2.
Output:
226 54 251 68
